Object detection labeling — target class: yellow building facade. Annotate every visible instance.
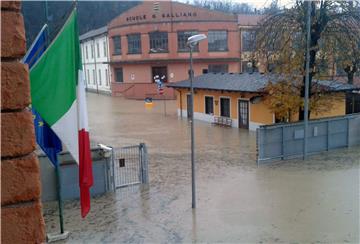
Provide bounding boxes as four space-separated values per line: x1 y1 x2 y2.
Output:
168 73 352 131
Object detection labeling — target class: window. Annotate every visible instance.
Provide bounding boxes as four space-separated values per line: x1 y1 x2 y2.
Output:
91 44 94 58
113 36 121 55
242 61 258 73
177 31 198 52
127 33 142 54
208 30 227 51
220 97 230 117
208 64 228 73
346 93 360 114
105 69 109 86
98 69 102 85
149 32 168 52
115 68 123 82
242 30 256 51
92 69 96 85
86 46 88 59
205 96 214 115
103 41 107 57
97 42 100 58
82 46 85 60
336 63 346 76
87 70 90 84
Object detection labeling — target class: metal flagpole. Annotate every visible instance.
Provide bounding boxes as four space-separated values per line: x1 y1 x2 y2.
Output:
45 0 49 34
303 1 311 160
44 0 66 237
55 162 65 234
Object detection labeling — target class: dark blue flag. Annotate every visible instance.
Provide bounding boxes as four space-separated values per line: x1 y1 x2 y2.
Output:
23 24 62 167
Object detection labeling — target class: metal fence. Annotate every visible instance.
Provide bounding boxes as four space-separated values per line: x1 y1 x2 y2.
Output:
111 143 149 189
257 114 360 165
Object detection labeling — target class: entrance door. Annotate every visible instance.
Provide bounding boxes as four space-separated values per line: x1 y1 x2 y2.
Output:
187 94 192 118
238 100 249 129
152 66 167 83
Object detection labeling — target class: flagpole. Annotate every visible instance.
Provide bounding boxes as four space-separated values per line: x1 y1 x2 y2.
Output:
55 161 65 234
44 0 65 235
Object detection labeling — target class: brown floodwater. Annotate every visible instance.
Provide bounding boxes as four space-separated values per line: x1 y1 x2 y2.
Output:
43 93 360 243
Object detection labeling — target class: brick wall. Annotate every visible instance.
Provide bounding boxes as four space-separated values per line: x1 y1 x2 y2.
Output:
1 1 46 243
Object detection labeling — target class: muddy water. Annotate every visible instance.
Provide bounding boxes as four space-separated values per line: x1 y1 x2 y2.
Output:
43 93 360 243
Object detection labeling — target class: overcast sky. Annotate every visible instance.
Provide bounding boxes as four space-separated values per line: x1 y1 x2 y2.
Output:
231 0 293 9
179 0 294 9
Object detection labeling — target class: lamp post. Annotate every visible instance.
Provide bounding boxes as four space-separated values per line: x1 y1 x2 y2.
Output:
187 34 207 209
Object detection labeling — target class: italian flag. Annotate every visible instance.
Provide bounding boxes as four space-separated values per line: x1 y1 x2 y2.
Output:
30 10 93 218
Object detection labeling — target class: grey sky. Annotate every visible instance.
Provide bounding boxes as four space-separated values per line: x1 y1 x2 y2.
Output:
177 0 294 9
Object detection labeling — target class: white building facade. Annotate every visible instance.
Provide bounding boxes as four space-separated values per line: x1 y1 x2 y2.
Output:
80 26 111 94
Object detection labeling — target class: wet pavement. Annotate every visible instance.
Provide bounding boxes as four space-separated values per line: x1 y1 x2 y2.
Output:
43 93 360 243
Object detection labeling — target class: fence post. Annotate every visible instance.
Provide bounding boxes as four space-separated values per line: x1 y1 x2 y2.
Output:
281 126 285 160
256 128 260 166
347 117 351 147
139 143 149 184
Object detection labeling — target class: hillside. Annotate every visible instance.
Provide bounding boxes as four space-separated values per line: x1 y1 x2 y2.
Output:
22 1 140 47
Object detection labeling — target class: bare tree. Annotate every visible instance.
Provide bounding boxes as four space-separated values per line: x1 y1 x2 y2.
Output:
191 0 255 14
257 0 360 120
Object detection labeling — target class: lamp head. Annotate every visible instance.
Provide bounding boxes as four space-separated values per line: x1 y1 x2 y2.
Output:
187 34 207 48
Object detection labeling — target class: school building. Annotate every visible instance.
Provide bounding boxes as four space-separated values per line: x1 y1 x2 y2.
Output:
107 1 241 99
167 73 359 130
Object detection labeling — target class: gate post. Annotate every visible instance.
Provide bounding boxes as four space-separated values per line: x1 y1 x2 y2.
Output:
139 143 149 184
111 146 116 192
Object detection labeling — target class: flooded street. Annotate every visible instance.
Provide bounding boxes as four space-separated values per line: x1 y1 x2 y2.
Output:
44 93 359 243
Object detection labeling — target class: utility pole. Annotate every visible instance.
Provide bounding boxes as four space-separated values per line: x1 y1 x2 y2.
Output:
303 0 311 160
187 34 207 209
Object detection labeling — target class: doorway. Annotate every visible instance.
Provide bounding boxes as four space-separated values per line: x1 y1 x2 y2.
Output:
151 66 167 83
238 100 249 129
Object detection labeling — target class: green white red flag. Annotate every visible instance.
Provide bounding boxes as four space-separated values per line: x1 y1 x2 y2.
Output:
30 10 93 218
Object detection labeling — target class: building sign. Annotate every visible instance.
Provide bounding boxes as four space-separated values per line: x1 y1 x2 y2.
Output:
126 12 198 22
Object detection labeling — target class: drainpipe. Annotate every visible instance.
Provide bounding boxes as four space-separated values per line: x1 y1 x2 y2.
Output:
239 27 243 73
179 90 183 117
105 34 111 94
82 42 88 90
93 38 99 94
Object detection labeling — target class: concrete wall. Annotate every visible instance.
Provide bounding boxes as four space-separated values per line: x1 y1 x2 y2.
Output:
257 114 360 164
39 148 112 202
1 2 46 243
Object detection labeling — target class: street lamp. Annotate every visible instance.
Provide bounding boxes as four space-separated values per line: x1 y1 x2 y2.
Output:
187 34 207 209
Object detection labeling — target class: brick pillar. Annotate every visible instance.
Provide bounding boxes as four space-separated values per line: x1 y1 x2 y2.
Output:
1 1 46 243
